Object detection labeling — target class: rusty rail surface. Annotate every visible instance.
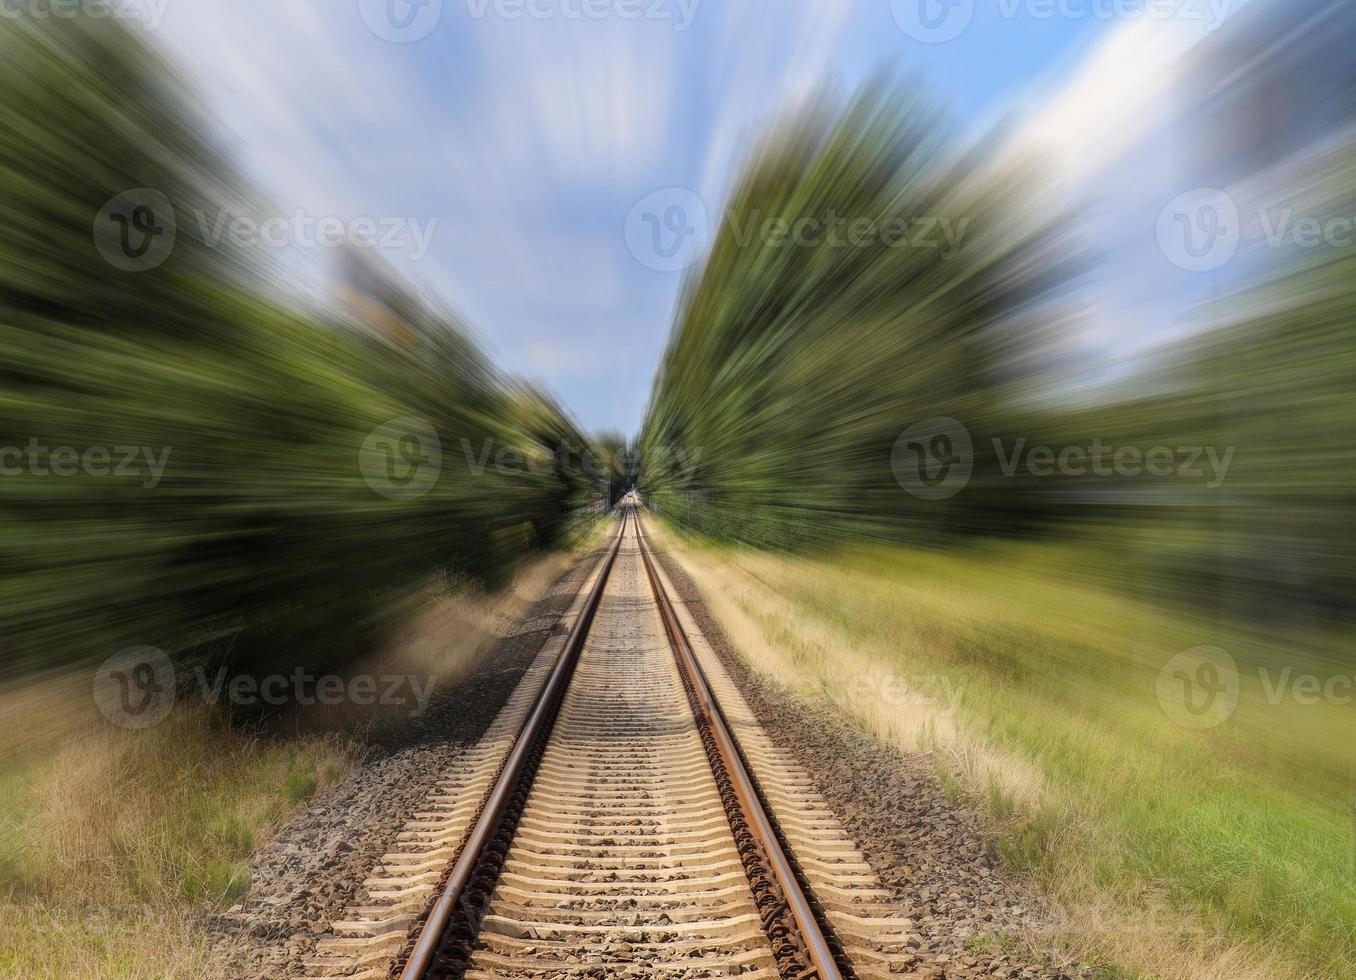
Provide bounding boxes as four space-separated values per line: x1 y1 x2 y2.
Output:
634 510 851 980
395 508 630 979
397 502 851 979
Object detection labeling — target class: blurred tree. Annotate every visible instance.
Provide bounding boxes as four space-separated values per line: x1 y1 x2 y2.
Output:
0 11 598 683
640 82 1072 547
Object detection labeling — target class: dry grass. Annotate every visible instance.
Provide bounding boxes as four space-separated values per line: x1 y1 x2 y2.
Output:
651 526 1048 809
650 521 1343 980
0 542 593 978
290 548 585 735
0 904 214 979
0 695 351 978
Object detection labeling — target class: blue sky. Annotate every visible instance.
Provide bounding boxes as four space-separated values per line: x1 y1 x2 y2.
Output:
152 0 1254 433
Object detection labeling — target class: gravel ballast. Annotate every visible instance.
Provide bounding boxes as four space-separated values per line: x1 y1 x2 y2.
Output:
648 538 1090 980
207 527 1088 979
204 542 608 980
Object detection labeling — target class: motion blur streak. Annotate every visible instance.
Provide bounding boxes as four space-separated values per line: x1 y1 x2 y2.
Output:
639 80 1077 548
1 0 1355 977
0 10 603 680
640 9 1356 628
635 7 1356 971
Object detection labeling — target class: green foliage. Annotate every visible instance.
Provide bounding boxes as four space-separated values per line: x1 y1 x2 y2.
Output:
639 82 1073 548
1070 259 1356 620
640 76 1356 627
1023 144 1356 624
690 535 1356 977
0 12 597 678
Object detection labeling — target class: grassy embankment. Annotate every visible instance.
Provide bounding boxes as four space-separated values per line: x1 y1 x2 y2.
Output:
0 542 592 979
653 522 1355 980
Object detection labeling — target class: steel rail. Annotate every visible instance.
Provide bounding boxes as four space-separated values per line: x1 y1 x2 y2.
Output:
633 508 848 980
397 506 630 980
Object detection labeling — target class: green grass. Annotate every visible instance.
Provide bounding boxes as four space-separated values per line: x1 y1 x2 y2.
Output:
674 531 1356 978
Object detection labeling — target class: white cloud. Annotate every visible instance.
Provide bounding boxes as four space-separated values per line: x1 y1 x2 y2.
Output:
143 0 857 432
467 15 677 186
989 1 1268 383
1005 5 1241 196
697 0 854 208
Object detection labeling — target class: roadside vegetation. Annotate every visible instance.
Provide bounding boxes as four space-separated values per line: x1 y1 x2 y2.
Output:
0 10 608 977
0 541 597 979
1 11 603 684
639 78 1356 979
0 693 347 978
655 525 1351 979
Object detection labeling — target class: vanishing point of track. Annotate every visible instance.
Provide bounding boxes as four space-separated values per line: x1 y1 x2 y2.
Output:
307 503 915 980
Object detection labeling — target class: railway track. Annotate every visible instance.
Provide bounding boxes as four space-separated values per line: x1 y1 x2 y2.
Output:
306 503 915 979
